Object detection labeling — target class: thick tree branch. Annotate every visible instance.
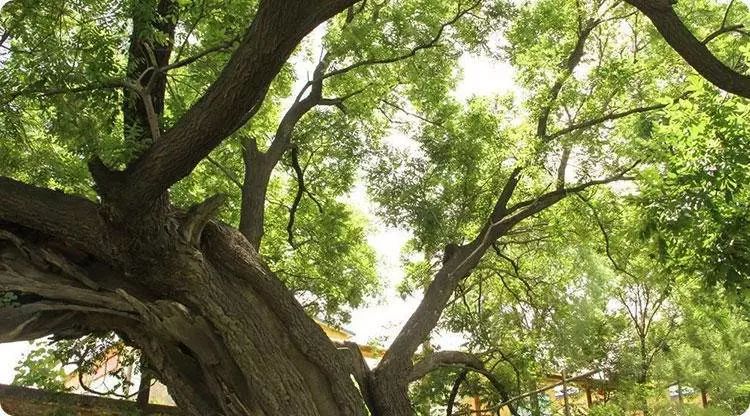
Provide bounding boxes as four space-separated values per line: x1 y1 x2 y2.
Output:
100 0 357 212
237 2 473 250
0 177 109 258
624 0 750 98
556 145 572 190
409 351 513 413
239 51 327 249
504 161 638 220
408 351 485 381
489 167 524 223
446 370 468 416
334 341 377 414
287 145 307 248
377 163 637 378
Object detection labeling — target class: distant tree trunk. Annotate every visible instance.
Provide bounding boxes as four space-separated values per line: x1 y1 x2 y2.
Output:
638 340 650 416
528 379 541 416
136 356 151 410
701 388 709 408
562 370 571 416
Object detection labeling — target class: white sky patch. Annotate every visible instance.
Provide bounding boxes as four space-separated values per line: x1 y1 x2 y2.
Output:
455 53 518 100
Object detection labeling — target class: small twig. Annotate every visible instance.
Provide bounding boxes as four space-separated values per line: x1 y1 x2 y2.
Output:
702 23 747 44
322 0 482 80
161 36 240 73
206 155 242 190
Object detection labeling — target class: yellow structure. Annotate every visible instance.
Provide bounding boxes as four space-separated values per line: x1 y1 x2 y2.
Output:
465 372 609 415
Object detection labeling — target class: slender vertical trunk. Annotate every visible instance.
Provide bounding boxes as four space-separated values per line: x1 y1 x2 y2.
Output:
136 356 152 410
701 388 708 408
239 140 272 251
638 338 650 416
528 379 541 416
562 370 571 416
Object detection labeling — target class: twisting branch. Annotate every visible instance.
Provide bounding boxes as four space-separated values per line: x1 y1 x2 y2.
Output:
378 161 637 379
546 100 676 140
0 232 140 343
408 350 512 406
286 145 322 248
701 0 748 44
409 350 485 381
576 194 638 280
702 24 748 44
237 2 475 249
446 370 468 416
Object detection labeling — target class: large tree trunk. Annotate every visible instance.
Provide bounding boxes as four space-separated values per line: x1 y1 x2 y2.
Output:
0 0 653 414
0 211 376 416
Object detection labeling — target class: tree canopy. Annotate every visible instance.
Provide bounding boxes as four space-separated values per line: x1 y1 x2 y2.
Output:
1 0 750 415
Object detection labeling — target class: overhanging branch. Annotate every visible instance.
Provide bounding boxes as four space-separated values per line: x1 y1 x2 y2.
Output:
624 0 750 98
0 177 109 259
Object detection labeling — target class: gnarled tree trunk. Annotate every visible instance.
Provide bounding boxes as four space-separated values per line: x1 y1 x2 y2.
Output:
3 0 726 414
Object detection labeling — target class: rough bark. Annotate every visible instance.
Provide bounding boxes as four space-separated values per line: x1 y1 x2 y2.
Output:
0 213 368 416
239 138 271 250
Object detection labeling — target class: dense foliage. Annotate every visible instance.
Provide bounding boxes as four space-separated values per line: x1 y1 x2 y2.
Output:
2 0 750 415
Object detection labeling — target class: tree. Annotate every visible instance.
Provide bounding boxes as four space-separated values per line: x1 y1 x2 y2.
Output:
2 0 750 415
